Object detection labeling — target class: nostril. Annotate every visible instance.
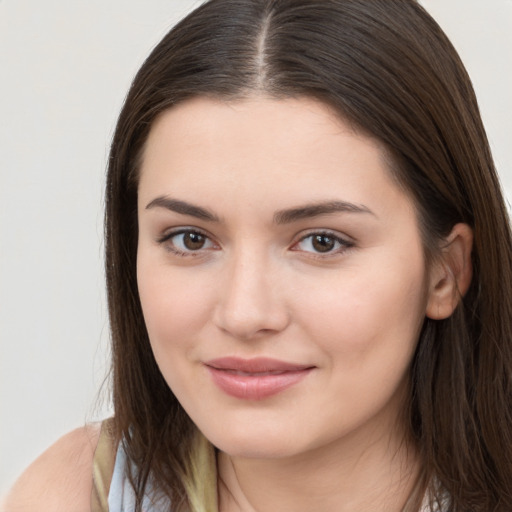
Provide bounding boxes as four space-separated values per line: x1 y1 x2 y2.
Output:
213 290 290 340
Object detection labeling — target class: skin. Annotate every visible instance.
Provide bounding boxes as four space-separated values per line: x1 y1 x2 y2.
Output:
2 425 100 512
4 96 472 511
136 96 472 511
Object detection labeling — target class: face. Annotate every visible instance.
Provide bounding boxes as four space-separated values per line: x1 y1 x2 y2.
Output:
136 96 431 460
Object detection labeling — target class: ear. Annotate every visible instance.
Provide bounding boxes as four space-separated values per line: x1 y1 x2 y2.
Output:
426 223 473 320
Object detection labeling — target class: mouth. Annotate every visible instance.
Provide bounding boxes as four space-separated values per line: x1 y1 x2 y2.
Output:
204 357 315 400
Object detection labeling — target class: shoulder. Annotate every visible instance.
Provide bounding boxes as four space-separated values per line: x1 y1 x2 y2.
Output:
3 423 101 512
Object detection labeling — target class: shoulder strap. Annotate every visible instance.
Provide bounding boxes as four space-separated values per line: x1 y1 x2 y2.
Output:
91 418 117 512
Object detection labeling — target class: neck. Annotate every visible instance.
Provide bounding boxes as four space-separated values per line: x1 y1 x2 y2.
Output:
217 425 420 512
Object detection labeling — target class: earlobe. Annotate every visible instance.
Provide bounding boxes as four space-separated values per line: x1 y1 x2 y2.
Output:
426 223 473 320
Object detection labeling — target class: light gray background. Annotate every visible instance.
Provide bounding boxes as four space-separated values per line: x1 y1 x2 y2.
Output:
1 0 511 497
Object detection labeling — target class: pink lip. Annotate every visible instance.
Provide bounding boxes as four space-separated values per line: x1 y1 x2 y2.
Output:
204 357 314 400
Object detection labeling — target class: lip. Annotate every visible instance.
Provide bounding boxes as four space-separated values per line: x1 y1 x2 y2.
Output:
204 357 315 400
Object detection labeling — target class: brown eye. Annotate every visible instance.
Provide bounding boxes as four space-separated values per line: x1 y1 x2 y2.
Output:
183 232 206 250
311 234 336 253
293 232 352 255
159 229 215 255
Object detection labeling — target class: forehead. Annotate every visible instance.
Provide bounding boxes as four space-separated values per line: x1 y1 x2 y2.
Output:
137 96 412 220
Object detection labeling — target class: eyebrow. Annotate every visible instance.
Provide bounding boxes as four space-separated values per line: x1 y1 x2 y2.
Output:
145 196 221 222
273 200 375 224
145 196 374 224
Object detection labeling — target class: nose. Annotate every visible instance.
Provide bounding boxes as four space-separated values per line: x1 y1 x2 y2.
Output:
213 249 290 340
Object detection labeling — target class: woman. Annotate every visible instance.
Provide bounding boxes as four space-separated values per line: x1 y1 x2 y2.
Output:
5 0 512 511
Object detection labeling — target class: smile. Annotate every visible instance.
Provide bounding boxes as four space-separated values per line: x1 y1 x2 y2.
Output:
204 357 315 400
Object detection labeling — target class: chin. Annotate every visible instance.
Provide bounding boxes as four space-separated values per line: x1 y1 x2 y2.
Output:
216 440 301 460
203 423 306 460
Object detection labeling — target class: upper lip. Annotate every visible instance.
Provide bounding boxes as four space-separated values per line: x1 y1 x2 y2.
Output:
205 357 314 373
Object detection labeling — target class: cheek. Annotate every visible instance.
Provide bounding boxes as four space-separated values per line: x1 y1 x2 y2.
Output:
296 259 428 367
292 266 428 435
136 259 214 362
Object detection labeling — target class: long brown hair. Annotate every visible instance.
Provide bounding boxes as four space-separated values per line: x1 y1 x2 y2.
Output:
105 1 512 510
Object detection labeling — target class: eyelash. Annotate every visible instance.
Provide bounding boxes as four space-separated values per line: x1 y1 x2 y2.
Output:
157 229 354 258
157 228 217 257
291 230 354 258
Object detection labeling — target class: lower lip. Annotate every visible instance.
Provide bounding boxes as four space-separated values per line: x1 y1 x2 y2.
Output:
206 366 313 400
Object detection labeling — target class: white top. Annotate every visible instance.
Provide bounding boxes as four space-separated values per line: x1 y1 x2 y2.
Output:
108 443 168 512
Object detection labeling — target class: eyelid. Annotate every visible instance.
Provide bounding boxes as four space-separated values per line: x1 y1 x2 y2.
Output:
290 229 354 256
157 226 208 243
157 226 219 256
155 226 353 258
